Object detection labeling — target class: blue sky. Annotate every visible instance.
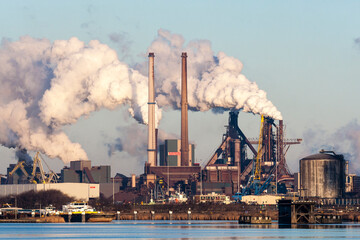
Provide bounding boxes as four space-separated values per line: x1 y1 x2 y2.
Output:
0 1 360 176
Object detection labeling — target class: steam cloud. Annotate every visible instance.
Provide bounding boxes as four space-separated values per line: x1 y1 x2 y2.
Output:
0 36 150 163
0 30 281 163
139 29 282 120
302 120 360 173
106 124 178 164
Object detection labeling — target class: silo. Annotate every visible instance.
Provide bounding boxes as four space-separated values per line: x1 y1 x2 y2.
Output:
300 150 345 199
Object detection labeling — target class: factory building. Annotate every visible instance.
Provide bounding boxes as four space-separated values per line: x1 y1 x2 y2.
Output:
0 174 6 184
0 183 99 201
61 160 111 184
159 140 195 166
346 174 360 193
2 157 109 200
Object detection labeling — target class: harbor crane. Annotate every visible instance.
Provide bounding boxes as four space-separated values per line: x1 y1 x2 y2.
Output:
7 151 59 184
30 152 59 184
7 161 29 183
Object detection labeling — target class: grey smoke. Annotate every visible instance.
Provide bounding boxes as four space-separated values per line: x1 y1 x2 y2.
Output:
106 124 178 163
302 120 360 173
15 149 33 164
108 32 133 61
355 37 360 45
106 138 123 157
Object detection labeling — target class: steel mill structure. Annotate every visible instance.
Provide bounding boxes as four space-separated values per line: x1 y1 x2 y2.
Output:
202 112 302 195
1 51 304 203
4 52 360 205
142 51 302 198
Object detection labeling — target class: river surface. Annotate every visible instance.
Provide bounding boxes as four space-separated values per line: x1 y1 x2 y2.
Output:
0 220 360 239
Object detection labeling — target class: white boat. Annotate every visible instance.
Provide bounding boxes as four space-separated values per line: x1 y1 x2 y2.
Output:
62 202 95 213
45 205 57 215
168 187 188 203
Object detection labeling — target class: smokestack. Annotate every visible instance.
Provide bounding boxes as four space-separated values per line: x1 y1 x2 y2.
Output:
181 52 189 166
147 53 156 166
131 174 136 188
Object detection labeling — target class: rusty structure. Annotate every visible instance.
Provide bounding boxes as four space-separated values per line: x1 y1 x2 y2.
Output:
204 112 257 194
203 112 301 194
278 199 316 224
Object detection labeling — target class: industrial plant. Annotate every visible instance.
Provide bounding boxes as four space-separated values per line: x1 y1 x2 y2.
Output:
1 52 360 209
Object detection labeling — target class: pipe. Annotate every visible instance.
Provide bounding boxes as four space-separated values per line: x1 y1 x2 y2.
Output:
181 52 189 166
147 53 156 166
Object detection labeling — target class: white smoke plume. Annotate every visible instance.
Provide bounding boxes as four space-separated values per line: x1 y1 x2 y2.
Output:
302 120 360 173
0 30 281 164
137 29 282 120
0 36 149 163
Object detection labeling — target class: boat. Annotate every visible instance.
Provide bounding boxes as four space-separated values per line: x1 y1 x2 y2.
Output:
60 202 113 222
62 201 96 213
238 215 272 224
193 192 232 204
168 186 188 203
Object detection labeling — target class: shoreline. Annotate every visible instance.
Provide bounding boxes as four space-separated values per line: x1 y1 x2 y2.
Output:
2 204 360 223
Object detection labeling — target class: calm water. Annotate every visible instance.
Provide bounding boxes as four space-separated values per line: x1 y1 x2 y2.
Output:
1 221 360 240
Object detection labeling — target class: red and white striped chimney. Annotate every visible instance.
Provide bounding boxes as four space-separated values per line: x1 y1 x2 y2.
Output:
147 53 156 166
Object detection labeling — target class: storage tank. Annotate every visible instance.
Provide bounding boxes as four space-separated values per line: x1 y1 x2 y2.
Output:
300 150 345 199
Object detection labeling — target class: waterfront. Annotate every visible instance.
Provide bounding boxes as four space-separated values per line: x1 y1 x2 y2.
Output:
1 221 360 239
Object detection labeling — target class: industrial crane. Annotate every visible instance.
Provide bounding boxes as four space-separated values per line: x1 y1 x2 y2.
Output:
8 161 29 178
7 151 59 184
46 170 60 183
254 116 265 181
30 152 46 183
29 152 59 184
6 160 30 184
232 115 274 201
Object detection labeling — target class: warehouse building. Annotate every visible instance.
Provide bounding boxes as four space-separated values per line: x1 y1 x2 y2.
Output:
0 183 99 201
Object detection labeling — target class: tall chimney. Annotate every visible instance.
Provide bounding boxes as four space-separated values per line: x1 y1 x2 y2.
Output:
131 174 136 188
181 52 189 166
147 53 156 166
